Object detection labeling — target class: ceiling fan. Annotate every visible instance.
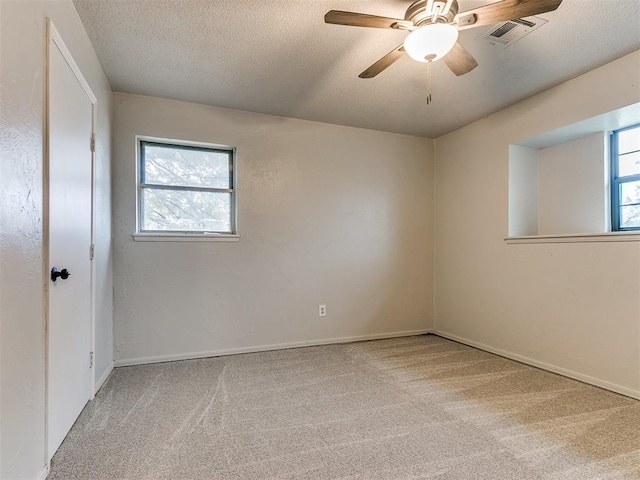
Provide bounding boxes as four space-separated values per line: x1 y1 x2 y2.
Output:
325 0 563 100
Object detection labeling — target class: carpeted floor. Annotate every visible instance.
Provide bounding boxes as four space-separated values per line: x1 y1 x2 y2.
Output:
49 335 640 479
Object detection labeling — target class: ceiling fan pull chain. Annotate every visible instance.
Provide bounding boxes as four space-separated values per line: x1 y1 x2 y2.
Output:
426 60 433 104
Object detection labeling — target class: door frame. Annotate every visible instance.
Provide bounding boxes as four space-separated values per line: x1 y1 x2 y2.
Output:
44 18 98 464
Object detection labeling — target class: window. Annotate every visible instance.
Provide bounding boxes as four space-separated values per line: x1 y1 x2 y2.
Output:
611 124 640 231
138 139 236 234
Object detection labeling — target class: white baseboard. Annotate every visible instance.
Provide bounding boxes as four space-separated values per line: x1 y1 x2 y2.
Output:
433 330 640 401
114 329 433 367
35 465 50 480
94 362 114 394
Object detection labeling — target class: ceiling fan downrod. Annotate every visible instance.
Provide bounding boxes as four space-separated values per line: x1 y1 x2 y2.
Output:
407 0 459 28
426 0 455 25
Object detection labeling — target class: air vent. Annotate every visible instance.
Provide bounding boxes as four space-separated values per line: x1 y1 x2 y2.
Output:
479 16 547 48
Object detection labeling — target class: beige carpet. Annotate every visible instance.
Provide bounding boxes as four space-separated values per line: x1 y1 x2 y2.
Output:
49 335 640 479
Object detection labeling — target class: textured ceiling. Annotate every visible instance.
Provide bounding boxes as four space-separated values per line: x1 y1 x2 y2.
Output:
74 0 640 138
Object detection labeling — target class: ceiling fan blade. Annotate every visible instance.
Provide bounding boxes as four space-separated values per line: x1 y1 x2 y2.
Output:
456 0 563 30
325 10 404 29
443 42 478 76
359 44 405 78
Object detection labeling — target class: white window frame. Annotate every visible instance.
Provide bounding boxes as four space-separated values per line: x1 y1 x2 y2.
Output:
133 136 239 242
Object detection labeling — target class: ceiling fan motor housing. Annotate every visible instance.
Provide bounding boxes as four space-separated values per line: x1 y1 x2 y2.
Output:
405 0 459 26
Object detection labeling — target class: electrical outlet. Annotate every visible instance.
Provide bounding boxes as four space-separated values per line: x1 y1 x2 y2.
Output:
318 305 326 317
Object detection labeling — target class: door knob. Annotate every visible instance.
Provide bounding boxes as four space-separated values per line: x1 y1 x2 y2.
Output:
51 267 71 282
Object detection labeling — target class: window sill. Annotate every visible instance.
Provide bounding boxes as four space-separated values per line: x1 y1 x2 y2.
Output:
133 233 240 243
505 231 640 244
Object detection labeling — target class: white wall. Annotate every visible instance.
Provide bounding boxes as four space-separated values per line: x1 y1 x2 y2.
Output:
112 93 434 365
538 132 607 234
508 145 538 236
0 1 113 478
435 50 640 397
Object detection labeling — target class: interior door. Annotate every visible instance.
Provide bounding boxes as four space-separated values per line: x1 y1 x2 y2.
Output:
47 26 94 460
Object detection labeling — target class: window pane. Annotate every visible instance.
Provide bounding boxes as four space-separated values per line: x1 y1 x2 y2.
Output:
619 127 640 155
142 188 231 232
620 205 640 229
618 151 640 177
143 144 231 188
620 180 640 206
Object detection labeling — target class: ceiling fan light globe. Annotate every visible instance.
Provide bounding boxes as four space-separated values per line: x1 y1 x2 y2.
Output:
404 24 459 62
